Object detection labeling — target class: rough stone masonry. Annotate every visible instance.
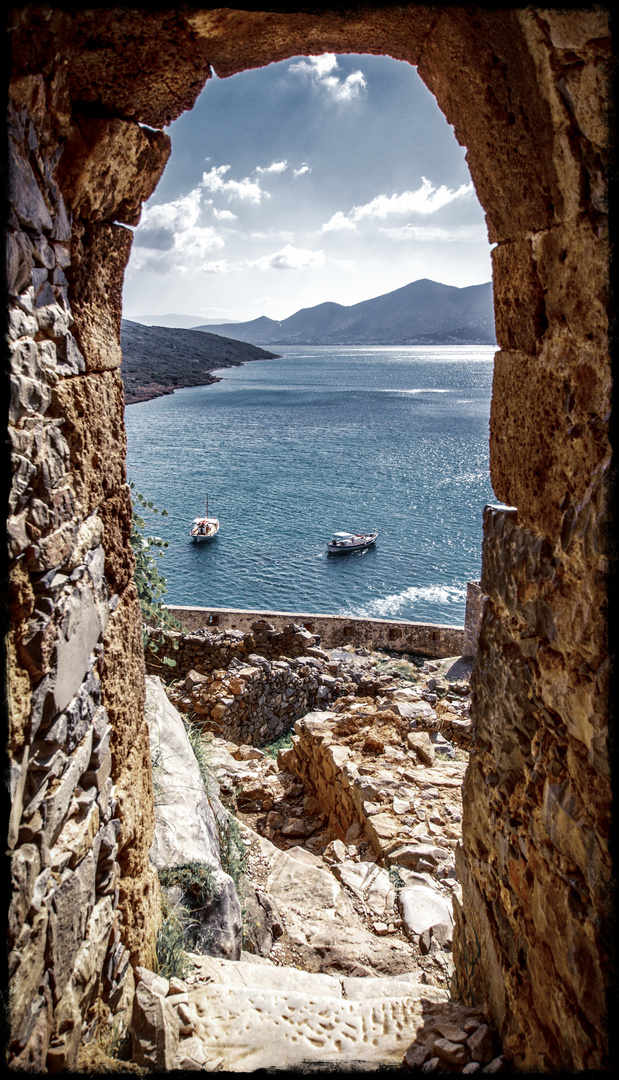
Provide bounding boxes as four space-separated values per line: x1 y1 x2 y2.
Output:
6 6 611 1073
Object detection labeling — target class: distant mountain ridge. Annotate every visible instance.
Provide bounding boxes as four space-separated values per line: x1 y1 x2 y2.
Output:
126 314 235 328
192 279 496 346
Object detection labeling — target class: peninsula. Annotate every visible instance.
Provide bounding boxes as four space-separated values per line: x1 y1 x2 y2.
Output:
120 320 281 405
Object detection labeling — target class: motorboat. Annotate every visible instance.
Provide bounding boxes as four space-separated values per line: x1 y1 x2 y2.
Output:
189 495 220 541
326 530 378 553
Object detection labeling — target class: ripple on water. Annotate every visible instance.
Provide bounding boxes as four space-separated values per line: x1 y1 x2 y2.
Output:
125 345 496 624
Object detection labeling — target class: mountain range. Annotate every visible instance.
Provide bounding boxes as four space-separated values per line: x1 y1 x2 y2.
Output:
191 279 496 346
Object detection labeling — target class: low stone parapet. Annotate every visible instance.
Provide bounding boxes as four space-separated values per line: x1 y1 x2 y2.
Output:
165 606 465 659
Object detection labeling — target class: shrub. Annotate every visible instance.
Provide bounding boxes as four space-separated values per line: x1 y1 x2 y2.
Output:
262 725 295 759
129 482 182 662
216 812 248 891
183 716 218 795
155 892 195 980
158 861 217 911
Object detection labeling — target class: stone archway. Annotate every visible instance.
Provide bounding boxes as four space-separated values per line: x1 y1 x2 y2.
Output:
7 6 610 1072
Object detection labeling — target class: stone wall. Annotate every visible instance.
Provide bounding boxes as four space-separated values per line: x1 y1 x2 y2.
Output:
453 499 611 1070
6 40 173 1070
167 605 466 659
169 654 343 748
7 7 611 1073
145 618 324 679
462 581 485 659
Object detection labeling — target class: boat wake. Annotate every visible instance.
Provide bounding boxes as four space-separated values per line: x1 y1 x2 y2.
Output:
355 583 467 619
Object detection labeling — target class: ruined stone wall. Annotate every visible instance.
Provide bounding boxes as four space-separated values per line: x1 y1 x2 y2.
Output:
6 9 203 1064
168 605 466 658
171 655 342 748
145 619 323 679
6 96 151 1068
7 6 611 1073
444 13 612 1070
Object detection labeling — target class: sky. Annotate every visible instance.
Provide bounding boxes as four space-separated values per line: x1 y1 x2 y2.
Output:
123 53 493 324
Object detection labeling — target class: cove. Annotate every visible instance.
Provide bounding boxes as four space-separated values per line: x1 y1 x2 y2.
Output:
125 344 496 625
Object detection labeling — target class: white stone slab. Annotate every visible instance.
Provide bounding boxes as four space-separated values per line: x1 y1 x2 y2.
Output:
398 885 454 938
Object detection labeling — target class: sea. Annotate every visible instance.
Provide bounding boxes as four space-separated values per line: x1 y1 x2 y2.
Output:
124 345 498 627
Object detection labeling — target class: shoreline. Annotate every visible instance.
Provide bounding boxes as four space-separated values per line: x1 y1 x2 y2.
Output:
123 354 282 407
124 372 222 407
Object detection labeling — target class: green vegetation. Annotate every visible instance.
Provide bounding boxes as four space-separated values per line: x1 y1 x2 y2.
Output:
129 482 182 661
434 749 452 761
388 865 406 892
158 861 217 910
216 810 248 890
183 716 218 795
155 892 195 980
262 725 295 759
446 927 481 1006
374 651 424 682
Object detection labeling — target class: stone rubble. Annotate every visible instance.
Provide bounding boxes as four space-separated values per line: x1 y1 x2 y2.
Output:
130 645 504 1072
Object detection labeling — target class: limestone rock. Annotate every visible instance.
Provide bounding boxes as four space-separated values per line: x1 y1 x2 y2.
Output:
131 977 179 1071
398 884 454 940
145 676 242 960
407 731 436 766
468 1023 496 1064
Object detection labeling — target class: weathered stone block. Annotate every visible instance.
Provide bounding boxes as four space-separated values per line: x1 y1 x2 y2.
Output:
10 907 49 1040
53 583 103 715
131 979 179 1071
48 369 127 517
6 228 34 295
9 843 41 946
58 116 170 225
9 138 53 232
66 222 132 371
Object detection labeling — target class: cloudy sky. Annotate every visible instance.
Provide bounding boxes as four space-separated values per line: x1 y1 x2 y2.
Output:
123 53 492 323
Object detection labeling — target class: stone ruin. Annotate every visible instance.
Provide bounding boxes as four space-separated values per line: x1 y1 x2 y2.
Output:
6 5 611 1073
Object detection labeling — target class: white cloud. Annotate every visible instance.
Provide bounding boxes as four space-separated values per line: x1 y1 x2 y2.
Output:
293 164 311 177
290 54 338 78
255 161 288 174
249 230 296 242
213 208 238 221
380 224 488 242
201 164 265 203
289 53 367 101
130 186 225 275
247 244 325 271
321 210 357 233
200 259 230 273
321 177 474 232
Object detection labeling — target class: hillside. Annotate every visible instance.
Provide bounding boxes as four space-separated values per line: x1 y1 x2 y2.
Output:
120 321 281 404
193 279 496 346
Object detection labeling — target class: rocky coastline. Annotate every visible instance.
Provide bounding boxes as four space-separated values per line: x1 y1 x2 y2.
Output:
120 319 281 405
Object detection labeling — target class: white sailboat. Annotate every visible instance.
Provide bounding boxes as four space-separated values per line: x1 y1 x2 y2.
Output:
189 494 220 541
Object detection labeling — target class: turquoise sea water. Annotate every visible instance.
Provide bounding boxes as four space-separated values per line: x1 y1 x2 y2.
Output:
124 345 497 626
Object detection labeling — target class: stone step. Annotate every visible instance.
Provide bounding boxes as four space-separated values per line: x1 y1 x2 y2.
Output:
132 956 495 1073
174 962 447 1071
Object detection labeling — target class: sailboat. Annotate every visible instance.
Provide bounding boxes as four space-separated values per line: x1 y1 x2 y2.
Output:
189 494 220 541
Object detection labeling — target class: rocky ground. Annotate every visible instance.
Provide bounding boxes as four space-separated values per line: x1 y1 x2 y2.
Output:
127 646 507 1072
